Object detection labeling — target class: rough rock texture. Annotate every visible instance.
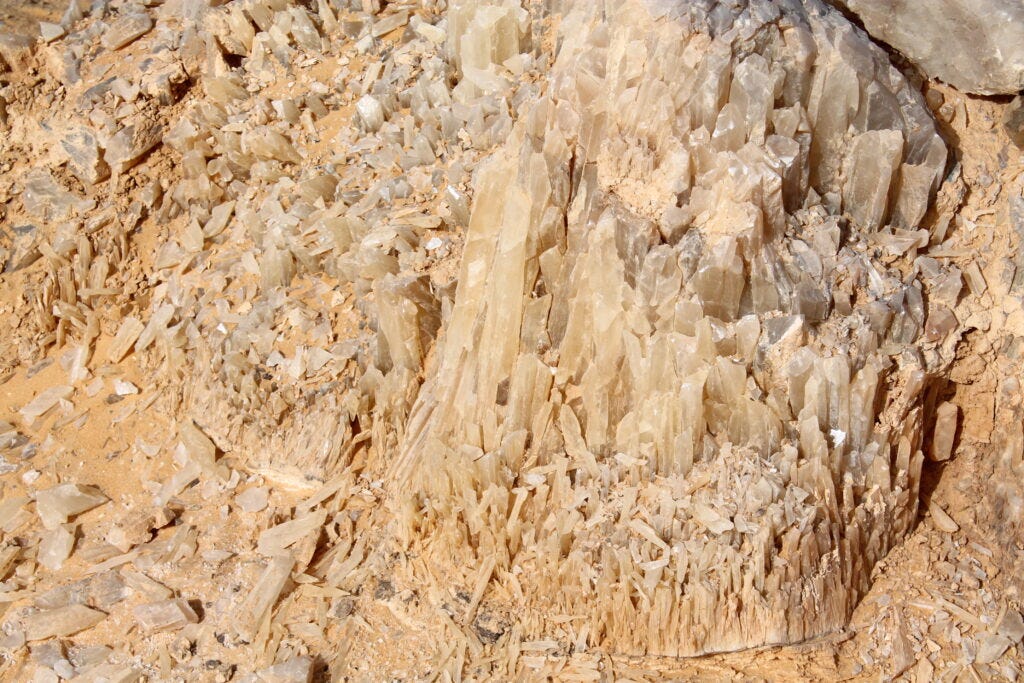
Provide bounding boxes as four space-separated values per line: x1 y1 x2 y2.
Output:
831 0 1024 95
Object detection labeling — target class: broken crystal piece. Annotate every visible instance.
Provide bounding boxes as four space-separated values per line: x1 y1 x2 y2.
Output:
236 487 269 513
38 525 76 571
105 124 162 170
234 555 292 641
61 127 110 185
132 599 199 633
20 386 74 423
23 605 106 641
930 402 958 462
36 484 108 530
100 14 153 51
0 33 34 72
356 95 385 132
244 656 313 683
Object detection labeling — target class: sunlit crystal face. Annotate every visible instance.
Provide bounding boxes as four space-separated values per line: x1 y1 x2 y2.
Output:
397 0 949 657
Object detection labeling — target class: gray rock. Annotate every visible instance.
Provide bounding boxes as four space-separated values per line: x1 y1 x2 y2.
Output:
830 0 1024 95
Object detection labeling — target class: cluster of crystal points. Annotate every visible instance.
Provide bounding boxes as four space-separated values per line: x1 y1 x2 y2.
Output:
391 0 948 656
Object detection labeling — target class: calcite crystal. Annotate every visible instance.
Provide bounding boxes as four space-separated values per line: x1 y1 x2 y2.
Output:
391 0 948 657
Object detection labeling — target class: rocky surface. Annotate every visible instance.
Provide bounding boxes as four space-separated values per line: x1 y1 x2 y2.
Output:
832 0 1024 95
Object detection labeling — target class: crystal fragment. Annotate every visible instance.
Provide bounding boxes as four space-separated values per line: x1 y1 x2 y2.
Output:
20 386 74 423
38 525 76 571
930 401 958 462
61 127 110 185
132 599 199 633
23 605 106 641
236 487 269 513
234 555 292 641
36 484 107 530
0 33 34 72
100 14 153 51
355 95 384 132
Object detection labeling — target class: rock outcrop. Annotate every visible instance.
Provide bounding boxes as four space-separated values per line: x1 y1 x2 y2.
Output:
832 0 1024 95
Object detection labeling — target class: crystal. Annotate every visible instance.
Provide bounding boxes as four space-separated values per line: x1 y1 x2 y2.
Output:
23 605 106 642
391 0 947 659
132 599 199 633
36 484 108 530
100 13 153 51
234 555 292 641
0 33 34 72
355 95 385 133
930 402 958 461
20 386 74 423
61 127 110 187
38 525 76 571
105 124 162 170
236 487 269 513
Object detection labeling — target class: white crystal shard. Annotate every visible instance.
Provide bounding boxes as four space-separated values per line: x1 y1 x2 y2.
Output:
23 605 106 641
36 484 107 530
20 386 73 423
236 487 269 513
132 599 199 633
38 525 75 571
234 555 292 641
355 95 384 133
107 318 145 364
931 401 958 462
257 510 326 556
100 14 153 51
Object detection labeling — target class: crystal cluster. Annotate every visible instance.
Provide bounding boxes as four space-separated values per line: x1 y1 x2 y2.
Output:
392 0 949 656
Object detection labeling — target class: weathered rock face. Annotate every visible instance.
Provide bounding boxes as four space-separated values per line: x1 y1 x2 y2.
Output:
832 0 1024 95
391 0 950 658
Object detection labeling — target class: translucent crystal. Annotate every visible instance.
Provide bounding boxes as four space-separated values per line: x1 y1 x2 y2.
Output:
100 14 153 51
36 483 107 530
23 605 106 642
132 599 199 633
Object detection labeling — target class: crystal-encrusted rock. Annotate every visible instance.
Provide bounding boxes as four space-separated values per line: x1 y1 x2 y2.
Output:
390 0 947 658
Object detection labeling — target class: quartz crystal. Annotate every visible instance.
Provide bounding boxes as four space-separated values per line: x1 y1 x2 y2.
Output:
391 0 948 657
